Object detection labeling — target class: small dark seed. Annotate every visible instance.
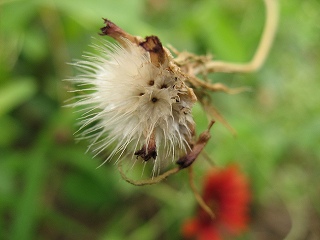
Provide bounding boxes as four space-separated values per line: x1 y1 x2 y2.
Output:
151 97 158 103
160 84 168 89
149 80 155 86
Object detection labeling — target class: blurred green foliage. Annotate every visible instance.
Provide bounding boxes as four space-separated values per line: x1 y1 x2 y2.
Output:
1 0 320 239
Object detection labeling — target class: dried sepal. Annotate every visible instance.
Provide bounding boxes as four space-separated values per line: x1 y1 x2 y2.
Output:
177 121 214 169
134 134 157 161
100 18 140 46
139 36 166 66
101 19 169 68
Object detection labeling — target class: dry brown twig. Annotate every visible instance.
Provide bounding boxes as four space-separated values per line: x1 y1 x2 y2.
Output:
174 0 279 75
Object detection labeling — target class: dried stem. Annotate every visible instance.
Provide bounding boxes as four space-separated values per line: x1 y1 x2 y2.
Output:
199 96 237 136
188 166 215 219
189 75 251 94
118 162 180 186
193 0 279 74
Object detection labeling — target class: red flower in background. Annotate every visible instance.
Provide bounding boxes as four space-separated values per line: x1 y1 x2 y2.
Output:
182 165 251 240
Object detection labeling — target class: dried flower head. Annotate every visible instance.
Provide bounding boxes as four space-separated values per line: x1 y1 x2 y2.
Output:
69 20 197 174
68 0 278 179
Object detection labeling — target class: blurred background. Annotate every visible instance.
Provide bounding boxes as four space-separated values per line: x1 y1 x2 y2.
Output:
1 0 319 239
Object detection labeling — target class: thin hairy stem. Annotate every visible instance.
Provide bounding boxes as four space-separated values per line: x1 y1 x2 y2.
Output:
194 0 279 74
199 97 237 136
189 76 251 94
201 150 216 167
118 162 180 186
188 166 215 219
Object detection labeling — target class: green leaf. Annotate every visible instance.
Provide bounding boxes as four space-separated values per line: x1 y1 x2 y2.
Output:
0 116 22 147
0 77 37 116
10 145 48 240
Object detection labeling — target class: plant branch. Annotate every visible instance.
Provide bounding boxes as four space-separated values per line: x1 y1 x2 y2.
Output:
194 0 279 74
188 166 215 219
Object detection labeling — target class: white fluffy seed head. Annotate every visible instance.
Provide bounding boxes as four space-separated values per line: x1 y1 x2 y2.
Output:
69 38 196 175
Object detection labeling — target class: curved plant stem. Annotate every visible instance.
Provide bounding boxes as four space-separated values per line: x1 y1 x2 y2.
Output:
194 0 279 74
188 166 215 219
118 162 180 186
